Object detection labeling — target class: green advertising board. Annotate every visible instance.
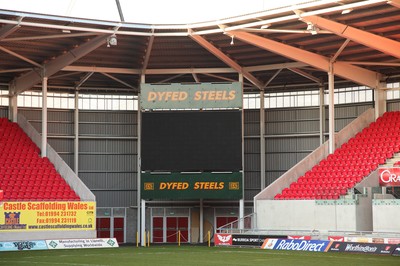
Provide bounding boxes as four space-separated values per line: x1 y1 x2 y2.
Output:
140 82 242 110
141 172 242 200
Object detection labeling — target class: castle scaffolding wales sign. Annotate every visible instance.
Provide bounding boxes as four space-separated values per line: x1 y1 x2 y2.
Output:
140 82 242 109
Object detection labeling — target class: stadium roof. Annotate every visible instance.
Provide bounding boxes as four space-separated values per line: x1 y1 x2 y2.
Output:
0 0 399 95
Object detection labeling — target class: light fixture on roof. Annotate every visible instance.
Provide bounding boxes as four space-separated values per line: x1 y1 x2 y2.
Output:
230 35 234 46
306 22 319 35
341 8 353 14
260 24 271 29
107 34 117 47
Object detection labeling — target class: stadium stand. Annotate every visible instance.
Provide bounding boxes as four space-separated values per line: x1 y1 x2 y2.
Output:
0 117 80 201
274 111 400 200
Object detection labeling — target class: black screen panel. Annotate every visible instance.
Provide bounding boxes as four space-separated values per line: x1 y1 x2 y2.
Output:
141 110 242 171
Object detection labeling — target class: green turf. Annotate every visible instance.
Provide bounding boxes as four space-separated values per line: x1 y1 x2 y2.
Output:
0 246 399 266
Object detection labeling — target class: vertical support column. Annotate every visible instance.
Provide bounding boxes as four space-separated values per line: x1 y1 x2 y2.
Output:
374 84 387 119
141 199 146 246
139 74 144 246
199 199 203 243
74 90 79 174
41 76 48 158
319 85 325 145
239 73 244 230
260 90 266 189
328 63 335 154
9 93 18 123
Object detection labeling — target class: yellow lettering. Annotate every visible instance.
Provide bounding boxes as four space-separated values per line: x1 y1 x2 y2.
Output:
228 90 236 100
179 92 188 101
193 91 201 101
147 92 157 101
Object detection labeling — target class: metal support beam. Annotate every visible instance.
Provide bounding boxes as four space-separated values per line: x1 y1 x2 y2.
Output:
287 68 321 84
189 30 263 89
192 73 200 82
199 199 204 243
230 31 381 89
142 33 154 73
74 90 79 174
303 15 400 60
239 73 244 230
388 0 400 8
12 34 110 94
260 90 266 189
0 46 42 68
328 63 335 154
319 86 325 145
138 74 144 246
0 24 20 40
100 72 136 90
62 62 308 75
41 76 48 158
141 199 146 247
263 69 282 88
331 39 351 63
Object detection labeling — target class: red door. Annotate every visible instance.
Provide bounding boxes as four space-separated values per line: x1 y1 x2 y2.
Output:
96 217 111 238
166 217 189 243
152 217 164 243
216 216 237 229
113 217 124 243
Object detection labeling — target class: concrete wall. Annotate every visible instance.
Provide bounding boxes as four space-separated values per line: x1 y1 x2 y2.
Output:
256 198 373 232
372 199 400 233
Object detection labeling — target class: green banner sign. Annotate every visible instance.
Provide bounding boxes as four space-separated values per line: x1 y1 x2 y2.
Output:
141 172 242 200
140 82 242 110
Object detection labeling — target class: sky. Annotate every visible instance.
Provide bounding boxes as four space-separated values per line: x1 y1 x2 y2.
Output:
0 0 307 24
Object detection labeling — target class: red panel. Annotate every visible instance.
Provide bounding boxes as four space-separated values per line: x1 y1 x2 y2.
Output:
178 217 188 228
216 217 237 228
166 217 177 228
114 217 124 229
114 230 124 243
97 230 110 238
97 217 111 229
153 217 163 228
153 230 163 243
180 230 189 243
167 230 177 243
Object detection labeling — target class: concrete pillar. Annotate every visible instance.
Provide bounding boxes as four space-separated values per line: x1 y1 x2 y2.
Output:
260 90 266 189
374 84 387 119
319 86 325 145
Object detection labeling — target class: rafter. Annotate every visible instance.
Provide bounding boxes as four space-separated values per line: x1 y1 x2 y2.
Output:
12 34 110 94
0 46 42 68
264 69 282 89
302 15 400 60
388 0 400 8
229 30 381 89
100 72 136 90
189 30 263 89
0 24 20 40
142 32 154 73
287 68 321 84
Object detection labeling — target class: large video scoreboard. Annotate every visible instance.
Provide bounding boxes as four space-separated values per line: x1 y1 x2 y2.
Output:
140 83 243 200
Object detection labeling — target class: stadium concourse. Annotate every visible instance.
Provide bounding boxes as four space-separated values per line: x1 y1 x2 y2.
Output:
0 0 400 249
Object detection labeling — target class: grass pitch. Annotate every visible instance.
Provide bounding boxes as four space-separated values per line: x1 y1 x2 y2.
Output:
0 245 399 266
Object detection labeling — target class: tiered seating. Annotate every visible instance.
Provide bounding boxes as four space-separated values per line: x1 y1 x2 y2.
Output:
275 111 400 200
0 117 80 201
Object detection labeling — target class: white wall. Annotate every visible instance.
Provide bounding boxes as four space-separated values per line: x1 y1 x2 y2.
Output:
256 198 373 232
372 199 400 233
